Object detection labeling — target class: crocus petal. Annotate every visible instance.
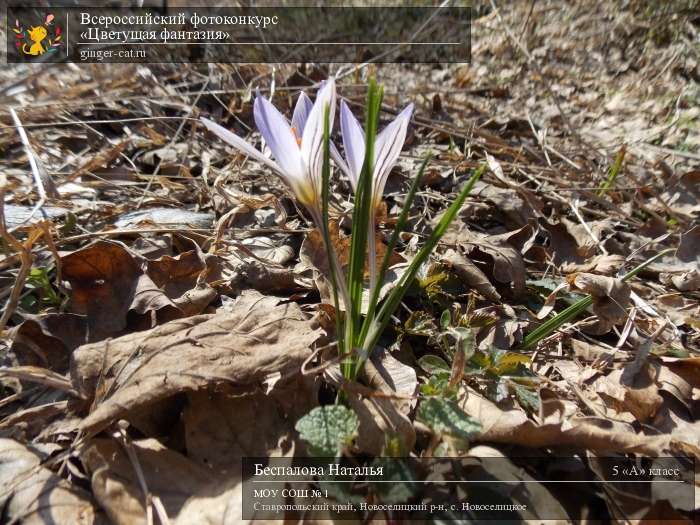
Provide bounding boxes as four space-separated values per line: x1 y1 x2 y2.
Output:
291 92 313 135
330 142 353 182
339 100 365 190
201 117 281 173
254 94 304 182
372 103 414 201
300 77 337 196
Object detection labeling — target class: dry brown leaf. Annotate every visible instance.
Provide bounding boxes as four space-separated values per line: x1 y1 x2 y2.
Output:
0 438 102 524
669 268 700 292
568 272 631 334
562 219 614 259
0 400 70 439
73 139 130 180
655 293 700 327
594 364 663 423
8 313 88 372
71 291 322 436
541 218 587 265
177 381 309 523
345 358 417 456
83 377 315 524
61 240 221 341
370 347 419 414
571 338 615 362
184 374 315 470
460 386 695 457
561 253 626 275
658 170 700 219
442 248 501 302
172 282 218 316
114 208 215 230
61 240 143 340
442 226 527 297
146 240 220 299
464 180 544 228
661 356 700 390
677 224 699 263
229 260 310 294
239 235 295 265
82 437 211 525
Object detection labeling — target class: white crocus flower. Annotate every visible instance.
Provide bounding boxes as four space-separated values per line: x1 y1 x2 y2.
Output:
201 78 336 215
336 99 414 208
335 99 414 293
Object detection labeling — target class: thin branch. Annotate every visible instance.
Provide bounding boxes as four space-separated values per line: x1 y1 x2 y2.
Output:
8 108 59 230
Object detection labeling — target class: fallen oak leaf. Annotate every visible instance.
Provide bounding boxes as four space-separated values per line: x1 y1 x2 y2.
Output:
70 291 322 436
8 312 87 373
62 240 222 341
441 226 528 297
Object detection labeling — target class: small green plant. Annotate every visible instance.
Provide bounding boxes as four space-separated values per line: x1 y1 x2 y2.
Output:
295 405 359 458
25 266 62 307
597 144 626 196
417 397 481 444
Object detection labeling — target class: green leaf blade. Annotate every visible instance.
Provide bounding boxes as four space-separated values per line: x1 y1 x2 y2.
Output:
417 397 481 441
295 405 359 458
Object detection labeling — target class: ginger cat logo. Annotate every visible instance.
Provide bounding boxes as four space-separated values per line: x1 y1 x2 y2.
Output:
13 14 62 57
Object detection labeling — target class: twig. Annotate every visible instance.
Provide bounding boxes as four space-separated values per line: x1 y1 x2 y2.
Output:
9 108 59 230
0 366 81 397
114 422 172 525
0 194 34 333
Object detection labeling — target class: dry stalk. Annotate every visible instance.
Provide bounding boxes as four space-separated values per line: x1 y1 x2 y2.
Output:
0 195 34 333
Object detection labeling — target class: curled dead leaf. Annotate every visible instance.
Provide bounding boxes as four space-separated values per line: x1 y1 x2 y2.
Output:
567 272 631 334
61 240 221 341
442 249 501 302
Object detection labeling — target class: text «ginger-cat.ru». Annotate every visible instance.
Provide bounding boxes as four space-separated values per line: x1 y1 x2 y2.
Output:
79 48 145 61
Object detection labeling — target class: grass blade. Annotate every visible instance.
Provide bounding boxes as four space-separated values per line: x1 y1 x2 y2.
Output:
358 153 431 344
597 144 626 196
359 164 486 373
520 247 675 350
343 79 383 377
320 103 345 356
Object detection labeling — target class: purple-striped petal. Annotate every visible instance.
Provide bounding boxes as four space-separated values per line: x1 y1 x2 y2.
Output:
201 117 280 173
291 92 313 135
254 94 304 182
372 103 413 200
301 77 337 194
340 100 365 190
330 142 353 181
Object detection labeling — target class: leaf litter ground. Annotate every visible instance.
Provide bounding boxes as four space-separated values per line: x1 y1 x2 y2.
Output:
0 2 698 523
